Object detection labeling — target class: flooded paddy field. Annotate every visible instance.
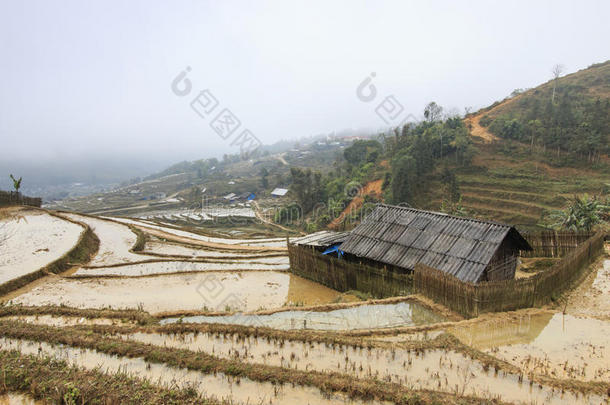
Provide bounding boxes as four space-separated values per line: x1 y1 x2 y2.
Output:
0 338 387 405
162 301 446 331
142 239 282 258
118 329 607 404
3 206 609 405
10 271 346 314
0 314 134 327
108 216 286 248
73 259 290 277
132 206 257 222
0 209 83 285
449 312 610 382
59 212 148 266
565 254 610 321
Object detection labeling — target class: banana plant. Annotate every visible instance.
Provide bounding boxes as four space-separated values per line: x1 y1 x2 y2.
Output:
550 194 608 232
9 174 22 193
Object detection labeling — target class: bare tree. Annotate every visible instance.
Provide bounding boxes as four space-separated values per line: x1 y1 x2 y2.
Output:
551 64 564 103
423 101 443 123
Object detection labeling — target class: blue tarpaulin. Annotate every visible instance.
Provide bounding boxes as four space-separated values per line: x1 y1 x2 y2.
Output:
322 245 343 258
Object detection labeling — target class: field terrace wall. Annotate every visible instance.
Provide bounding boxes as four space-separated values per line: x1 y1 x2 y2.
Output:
287 243 411 298
0 191 41 207
413 231 605 318
0 212 99 296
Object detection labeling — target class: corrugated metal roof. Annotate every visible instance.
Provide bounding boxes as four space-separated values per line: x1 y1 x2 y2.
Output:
291 231 349 247
271 188 289 196
340 204 532 283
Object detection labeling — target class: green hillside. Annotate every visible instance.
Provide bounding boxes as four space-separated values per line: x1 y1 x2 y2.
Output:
476 61 609 165
426 62 610 228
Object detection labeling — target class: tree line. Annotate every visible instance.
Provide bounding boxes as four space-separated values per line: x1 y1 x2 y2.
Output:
481 92 609 164
288 103 476 229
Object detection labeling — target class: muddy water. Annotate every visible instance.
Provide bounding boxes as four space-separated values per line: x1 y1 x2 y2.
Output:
0 338 385 405
12 272 290 314
12 272 342 314
286 274 345 305
449 313 610 382
123 331 605 404
161 302 447 330
1 315 134 327
0 394 41 405
74 260 290 277
566 254 610 320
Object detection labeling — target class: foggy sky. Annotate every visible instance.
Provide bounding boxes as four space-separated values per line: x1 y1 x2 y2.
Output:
1 0 609 166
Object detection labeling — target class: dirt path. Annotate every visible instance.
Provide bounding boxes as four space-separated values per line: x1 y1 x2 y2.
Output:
251 201 304 235
276 154 288 166
464 114 498 143
329 179 383 230
464 94 527 144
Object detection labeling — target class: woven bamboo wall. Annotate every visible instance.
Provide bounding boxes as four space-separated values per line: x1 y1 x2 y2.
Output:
287 244 411 298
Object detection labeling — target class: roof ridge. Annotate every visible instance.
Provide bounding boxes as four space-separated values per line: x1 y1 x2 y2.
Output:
376 203 513 228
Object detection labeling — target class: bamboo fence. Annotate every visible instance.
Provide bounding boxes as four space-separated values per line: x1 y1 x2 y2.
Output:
414 231 605 318
520 230 594 257
0 191 41 208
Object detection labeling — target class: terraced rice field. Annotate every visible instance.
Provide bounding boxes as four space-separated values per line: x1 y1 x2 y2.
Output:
448 313 610 382
1 205 609 404
421 142 609 227
60 212 148 266
161 301 446 330
0 209 83 285
122 329 604 404
0 337 388 405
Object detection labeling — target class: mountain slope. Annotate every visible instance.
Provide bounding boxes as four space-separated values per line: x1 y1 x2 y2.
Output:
446 62 610 228
470 61 609 163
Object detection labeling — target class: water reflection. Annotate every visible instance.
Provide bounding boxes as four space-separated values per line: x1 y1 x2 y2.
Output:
449 313 610 382
448 312 553 349
162 302 446 330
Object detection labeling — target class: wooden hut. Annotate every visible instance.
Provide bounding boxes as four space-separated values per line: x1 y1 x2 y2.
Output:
339 204 532 283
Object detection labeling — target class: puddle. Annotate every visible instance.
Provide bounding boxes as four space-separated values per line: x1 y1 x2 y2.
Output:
1 315 134 327
123 331 605 404
12 272 341 314
0 338 385 405
161 302 447 330
0 394 41 405
449 313 610 382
